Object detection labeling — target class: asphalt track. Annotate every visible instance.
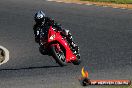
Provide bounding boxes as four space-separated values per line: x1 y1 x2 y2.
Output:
0 0 132 88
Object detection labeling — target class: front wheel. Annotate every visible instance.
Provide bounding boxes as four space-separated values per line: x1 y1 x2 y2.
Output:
50 44 67 66
72 53 81 65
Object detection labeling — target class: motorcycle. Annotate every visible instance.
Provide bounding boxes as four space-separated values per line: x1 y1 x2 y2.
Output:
39 26 81 66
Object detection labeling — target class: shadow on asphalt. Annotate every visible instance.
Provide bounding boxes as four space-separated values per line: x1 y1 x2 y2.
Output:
0 65 60 71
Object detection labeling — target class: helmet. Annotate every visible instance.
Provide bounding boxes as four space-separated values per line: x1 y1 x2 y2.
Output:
34 11 45 24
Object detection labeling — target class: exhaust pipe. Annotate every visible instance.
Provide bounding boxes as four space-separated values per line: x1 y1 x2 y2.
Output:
0 46 9 65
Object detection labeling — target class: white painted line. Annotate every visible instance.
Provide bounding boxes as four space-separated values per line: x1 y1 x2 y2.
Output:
85 3 92 6
113 7 119 8
46 0 54 1
103 6 108 7
76 3 82 5
56 1 63 2
63 2 71 3
0 46 9 65
121 8 126 9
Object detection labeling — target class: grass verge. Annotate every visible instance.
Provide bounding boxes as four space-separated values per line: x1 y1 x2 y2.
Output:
81 0 132 4
53 0 132 9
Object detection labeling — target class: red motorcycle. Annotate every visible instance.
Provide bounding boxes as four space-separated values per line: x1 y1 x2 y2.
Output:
39 26 81 66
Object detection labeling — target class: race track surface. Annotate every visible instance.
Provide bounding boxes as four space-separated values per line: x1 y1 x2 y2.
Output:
0 0 132 88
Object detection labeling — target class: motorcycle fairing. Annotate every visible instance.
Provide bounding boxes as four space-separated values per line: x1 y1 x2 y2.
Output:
48 26 76 62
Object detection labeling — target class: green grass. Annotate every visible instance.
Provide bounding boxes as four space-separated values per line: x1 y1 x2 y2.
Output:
81 0 132 4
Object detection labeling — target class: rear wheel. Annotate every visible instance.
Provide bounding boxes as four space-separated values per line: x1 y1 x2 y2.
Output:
51 44 67 66
39 45 48 55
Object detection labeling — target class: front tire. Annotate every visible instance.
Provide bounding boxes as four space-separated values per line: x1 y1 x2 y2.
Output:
72 53 81 65
50 45 67 66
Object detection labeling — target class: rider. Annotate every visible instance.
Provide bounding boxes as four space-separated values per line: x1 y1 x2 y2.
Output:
33 11 79 53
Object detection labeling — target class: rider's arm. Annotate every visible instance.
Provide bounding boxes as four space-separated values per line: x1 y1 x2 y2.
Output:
45 17 63 31
45 17 54 26
33 24 37 35
53 22 63 31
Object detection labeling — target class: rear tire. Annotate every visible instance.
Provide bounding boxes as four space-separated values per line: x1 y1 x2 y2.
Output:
39 45 48 55
51 45 67 66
